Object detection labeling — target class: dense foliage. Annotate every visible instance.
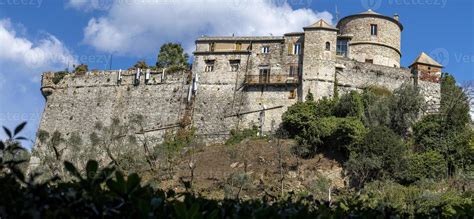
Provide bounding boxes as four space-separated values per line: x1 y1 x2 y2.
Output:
156 43 189 73
282 78 473 188
0 124 472 218
74 64 89 74
133 60 149 69
1 74 473 217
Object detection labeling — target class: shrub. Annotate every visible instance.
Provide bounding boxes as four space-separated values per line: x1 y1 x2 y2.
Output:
295 117 366 158
133 60 149 69
346 126 407 187
388 83 424 137
402 150 447 182
167 65 189 74
361 88 391 127
333 91 364 118
1 123 473 218
73 64 88 74
413 114 473 176
282 97 337 137
364 85 392 97
225 126 259 145
52 71 67 84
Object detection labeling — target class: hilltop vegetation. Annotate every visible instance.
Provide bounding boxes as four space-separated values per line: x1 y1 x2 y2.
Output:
282 74 473 189
1 73 473 217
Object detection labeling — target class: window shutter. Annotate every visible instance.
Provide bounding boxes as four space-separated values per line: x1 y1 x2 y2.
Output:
288 43 293 55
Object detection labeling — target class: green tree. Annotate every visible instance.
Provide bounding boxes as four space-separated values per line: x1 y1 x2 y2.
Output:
282 97 336 137
361 88 391 127
402 150 447 183
389 83 424 137
296 116 366 158
412 74 472 177
413 115 473 177
440 73 471 128
73 64 88 73
346 126 407 187
156 43 189 70
133 60 149 69
333 91 364 118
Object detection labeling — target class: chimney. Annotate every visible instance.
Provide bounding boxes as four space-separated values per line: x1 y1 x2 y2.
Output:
394 13 399 21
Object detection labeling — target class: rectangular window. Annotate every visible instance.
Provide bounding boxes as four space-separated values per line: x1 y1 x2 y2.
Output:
289 89 296 99
229 60 240 72
259 66 270 83
289 65 299 77
336 39 348 57
236 43 242 51
365 59 373 64
261 46 270 54
209 43 215 52
293 43 301 55
370 24 378 36
204 60 215 72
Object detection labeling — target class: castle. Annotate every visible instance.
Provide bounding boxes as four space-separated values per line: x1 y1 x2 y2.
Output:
31 10 442 167
191 9 441 137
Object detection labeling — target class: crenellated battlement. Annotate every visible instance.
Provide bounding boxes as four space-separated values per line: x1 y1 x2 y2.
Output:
40 69 191 99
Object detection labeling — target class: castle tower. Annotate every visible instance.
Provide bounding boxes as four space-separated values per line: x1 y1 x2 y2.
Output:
337 9 403 68
302 19 338 100
409 52 443 83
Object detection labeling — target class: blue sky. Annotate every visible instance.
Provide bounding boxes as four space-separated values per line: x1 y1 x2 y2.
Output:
0 0 473 148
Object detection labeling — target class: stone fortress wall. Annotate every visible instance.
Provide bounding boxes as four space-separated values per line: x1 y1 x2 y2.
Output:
29 70 190 169
31 10 442 168
33 58 440 157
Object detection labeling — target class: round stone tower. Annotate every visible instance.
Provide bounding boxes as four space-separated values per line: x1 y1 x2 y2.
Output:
337 10 403 67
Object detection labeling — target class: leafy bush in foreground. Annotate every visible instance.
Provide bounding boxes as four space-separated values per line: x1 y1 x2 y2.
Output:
1 123 473 218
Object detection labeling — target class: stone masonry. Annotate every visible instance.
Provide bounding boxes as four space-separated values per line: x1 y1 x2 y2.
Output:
31 10 442 169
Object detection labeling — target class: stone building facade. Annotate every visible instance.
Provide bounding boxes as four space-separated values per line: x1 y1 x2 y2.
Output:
30 10 443 169
191 10 442 139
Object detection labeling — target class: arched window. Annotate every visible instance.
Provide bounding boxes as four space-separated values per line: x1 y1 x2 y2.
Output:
325 42 330 51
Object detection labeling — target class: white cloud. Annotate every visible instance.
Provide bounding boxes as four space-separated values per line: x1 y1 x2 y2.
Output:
0 19 76 75
75 0 333 56
66 0 112 11
0 18 76 147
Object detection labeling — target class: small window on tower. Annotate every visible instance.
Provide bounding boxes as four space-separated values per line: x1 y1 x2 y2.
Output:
209 43 215 52
336 39 348 57
205 60 215 72
236 43 242 51
370 24 378 36
325 42 331 51
293 43 302 55
261 46 270 54
229 60 240 72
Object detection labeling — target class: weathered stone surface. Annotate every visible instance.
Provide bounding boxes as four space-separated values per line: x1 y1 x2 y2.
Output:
31 10 442 170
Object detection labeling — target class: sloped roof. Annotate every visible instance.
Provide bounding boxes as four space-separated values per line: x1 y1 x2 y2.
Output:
303 19 338 31
359 9 381 15
337 10 403 31
410 52 444 68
